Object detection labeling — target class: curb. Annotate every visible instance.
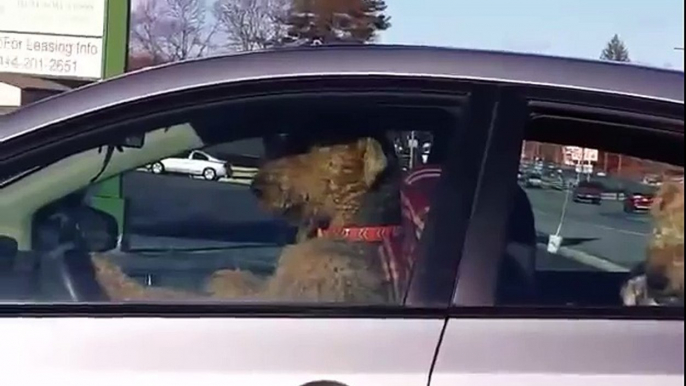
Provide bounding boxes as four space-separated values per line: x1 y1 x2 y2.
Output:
536 243 629 272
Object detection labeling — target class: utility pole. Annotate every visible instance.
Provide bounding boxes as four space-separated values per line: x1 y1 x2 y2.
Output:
409 131 416 169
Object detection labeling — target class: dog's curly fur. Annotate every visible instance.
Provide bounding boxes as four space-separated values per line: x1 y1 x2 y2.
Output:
622 181 684 306
210 135 400 303
646 182 684 298
91 135 401 304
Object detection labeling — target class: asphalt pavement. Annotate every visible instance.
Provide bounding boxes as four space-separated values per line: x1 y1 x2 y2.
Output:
116 171 293 289
523 186 652 270
117 170 652 287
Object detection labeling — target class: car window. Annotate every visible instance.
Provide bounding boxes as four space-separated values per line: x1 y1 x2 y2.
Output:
518 139 684 306
0 97 463 306
191 152 209 161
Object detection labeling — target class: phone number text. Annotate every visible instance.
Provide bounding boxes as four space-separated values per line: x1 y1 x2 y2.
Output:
0 55 79 75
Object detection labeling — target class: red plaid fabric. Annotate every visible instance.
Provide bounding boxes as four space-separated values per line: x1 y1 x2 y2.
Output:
379 165 443 302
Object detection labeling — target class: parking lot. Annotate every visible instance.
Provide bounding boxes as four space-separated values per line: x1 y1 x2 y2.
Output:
525 186 651 271
117 169 655 282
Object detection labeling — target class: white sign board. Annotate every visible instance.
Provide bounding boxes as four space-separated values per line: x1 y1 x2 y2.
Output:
0 0 106 79
564 146 599 162
0 1 106 37
565 146 584 162
1 32 103 79
576 163 594 174
583 148 599 162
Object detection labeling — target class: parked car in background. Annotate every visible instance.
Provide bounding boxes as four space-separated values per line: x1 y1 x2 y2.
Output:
524 172 544 188
573 180 604 205
624 191 656 213
148 150 233 181
541 171 567 191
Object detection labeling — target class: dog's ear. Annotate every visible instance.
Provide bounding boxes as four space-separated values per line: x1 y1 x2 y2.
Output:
360 137 388 188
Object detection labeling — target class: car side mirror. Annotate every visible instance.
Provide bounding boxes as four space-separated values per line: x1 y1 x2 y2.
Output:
74 206 119 252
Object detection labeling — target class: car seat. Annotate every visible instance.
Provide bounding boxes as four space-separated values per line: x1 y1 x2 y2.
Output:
383 164 538 305
496 186 538 305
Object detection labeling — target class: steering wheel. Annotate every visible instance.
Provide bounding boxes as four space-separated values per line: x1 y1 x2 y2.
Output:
33 194 112 302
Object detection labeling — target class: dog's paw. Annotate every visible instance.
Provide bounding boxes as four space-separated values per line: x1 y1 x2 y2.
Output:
206 269 265 298
621 275 659 306
91 254 199 301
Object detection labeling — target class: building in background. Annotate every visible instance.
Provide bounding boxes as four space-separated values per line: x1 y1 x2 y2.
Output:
521 140 682 182
0 73 72 115
0 0 108 115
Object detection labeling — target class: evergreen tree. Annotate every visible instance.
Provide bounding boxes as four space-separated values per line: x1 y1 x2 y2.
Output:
600 34 630 62
279 0 390 45
599 34 631 174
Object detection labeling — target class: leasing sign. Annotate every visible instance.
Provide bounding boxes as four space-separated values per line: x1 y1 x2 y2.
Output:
0 0 106 79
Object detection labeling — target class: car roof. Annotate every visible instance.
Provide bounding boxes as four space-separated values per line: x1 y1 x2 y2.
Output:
1 44 684 143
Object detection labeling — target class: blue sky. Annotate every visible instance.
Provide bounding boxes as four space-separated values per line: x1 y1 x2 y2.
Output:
380 0 684 70
131 0 685 70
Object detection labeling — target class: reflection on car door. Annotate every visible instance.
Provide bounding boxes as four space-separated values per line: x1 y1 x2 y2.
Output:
4 317 443 385
431 318 684 385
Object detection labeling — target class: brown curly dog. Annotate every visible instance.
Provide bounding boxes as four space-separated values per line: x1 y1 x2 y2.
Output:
621 181 684 306
92 132 403 304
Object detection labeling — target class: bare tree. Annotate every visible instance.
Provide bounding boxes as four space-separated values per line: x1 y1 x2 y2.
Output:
129 0 218 64
212 0 289 51
129 0 169 64
165 0 218 60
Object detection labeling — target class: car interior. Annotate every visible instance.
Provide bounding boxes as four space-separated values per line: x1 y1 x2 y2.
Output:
0 94 472 303
0 91 682 309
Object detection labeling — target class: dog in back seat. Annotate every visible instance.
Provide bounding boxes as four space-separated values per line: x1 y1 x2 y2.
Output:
621 181 684 306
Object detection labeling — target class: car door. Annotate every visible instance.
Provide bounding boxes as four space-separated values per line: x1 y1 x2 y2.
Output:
187 150 210 175
431 85 684 385
161 154 188 174
0 73 491 385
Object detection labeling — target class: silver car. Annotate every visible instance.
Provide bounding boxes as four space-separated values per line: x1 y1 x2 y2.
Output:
0 45 683 384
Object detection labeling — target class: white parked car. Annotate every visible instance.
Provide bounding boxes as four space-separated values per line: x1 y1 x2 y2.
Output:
149 150 232 181
524 172 544 188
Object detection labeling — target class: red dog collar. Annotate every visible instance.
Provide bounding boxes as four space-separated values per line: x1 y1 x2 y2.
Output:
318 226 403 242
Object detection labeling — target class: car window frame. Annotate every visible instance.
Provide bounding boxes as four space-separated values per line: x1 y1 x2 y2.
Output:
1 76 473 181
451 83 684 320
190 151 209 161
1 75 496 316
